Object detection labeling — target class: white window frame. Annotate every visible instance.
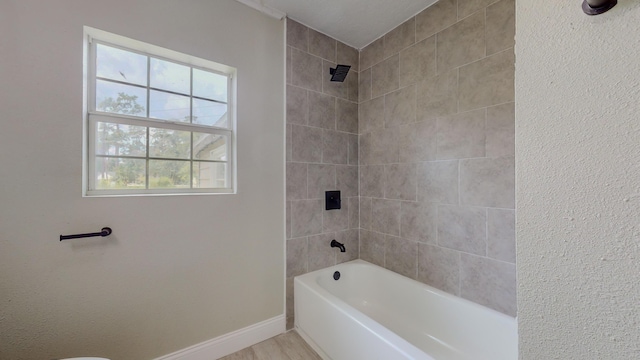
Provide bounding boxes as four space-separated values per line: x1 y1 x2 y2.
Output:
83 26 237 196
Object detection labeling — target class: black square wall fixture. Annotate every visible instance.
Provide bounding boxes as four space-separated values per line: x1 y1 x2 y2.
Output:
325 191 341 210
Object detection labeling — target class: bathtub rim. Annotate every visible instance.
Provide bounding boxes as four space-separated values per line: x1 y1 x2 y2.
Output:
297 259 517 323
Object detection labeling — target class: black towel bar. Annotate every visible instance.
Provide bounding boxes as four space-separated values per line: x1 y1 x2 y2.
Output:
60 227 112 241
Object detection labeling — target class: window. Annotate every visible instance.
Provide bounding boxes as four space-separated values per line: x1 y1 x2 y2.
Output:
83 27 236 196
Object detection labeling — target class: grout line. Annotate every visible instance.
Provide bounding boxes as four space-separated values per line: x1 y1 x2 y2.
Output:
484 107 488 157
457 159 461 206
458 250 462 296
484 8 488 58
456 67 460 114
435 32 439 76
305 163 309 199
304 236 309 273
485 207 489 257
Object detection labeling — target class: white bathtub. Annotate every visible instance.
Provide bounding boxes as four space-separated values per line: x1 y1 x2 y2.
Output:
294 260 517 360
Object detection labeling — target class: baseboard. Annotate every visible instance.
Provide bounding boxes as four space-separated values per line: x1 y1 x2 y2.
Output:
154 315 285 360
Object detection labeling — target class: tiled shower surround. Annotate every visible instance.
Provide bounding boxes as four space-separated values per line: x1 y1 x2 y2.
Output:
286 0 516 328
285 19 360 329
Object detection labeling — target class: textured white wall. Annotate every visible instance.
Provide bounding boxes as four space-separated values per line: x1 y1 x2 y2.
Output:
0 1 285 359
516 1 640 358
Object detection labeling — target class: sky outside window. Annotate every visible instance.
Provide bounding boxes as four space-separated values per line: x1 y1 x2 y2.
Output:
95 43 229 128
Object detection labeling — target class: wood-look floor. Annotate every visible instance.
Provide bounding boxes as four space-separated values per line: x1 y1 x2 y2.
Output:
219 330 322 360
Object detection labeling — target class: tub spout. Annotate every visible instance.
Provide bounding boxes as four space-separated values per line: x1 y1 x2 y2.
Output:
331 239 346 252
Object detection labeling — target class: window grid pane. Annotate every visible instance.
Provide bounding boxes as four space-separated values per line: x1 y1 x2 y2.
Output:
94 157 146 190
91 117 230 191
88 35 233 195
93 41 230 129
96 43 148 86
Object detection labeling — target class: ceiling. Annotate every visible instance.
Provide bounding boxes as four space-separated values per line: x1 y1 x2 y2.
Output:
235 0 439 49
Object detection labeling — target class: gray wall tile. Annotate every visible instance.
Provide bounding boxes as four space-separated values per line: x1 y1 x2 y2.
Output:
287 19 308 51
348 133 359 165
341 0 515 317
436 11 485 73
286 162 307 200
371 198 402 236
292 125 323 163
460 253 517 316
336 165 358 197
286 277 294 329
308 233 336 271
418 244 461 295
360 165 385 198
348 197 360 229
336 99 358 134
401 201 437 243
385 85 416 128
337 41 359 72
287 85 307 125
385 235 418 279
416 69 458 121
360 37 384 71
359 132 371 165
359 96 384 134
459 156 515 208
384 163 417 201
308 91 335 129
347 70 359 102
437 109 486 160
416 0 458 41
400 37 436 87
418 160 459 204
437 204 487 255
486 102 515 158
323 130 348 164
291 200 323 237
360 197 372 230
286 124 292 161
399 120 437 163
336 229 359 263
360 230 385 266
486 0 515 56
384 17 416 58
287 46 292 85
323 203 350 232
458 0 496 20
371 55 399 98
458 49 514 112
291 48 322 92
308 164 336 199
286 237 308 277
358 67 372 102
487 208 515 263
309 29 336 62
286 201 291 239
368 126 399 165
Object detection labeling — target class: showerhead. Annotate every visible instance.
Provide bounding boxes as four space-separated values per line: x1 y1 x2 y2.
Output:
329 64 351 82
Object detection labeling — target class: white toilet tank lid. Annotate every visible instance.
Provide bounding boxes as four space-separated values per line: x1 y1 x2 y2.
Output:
60 358 110 360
